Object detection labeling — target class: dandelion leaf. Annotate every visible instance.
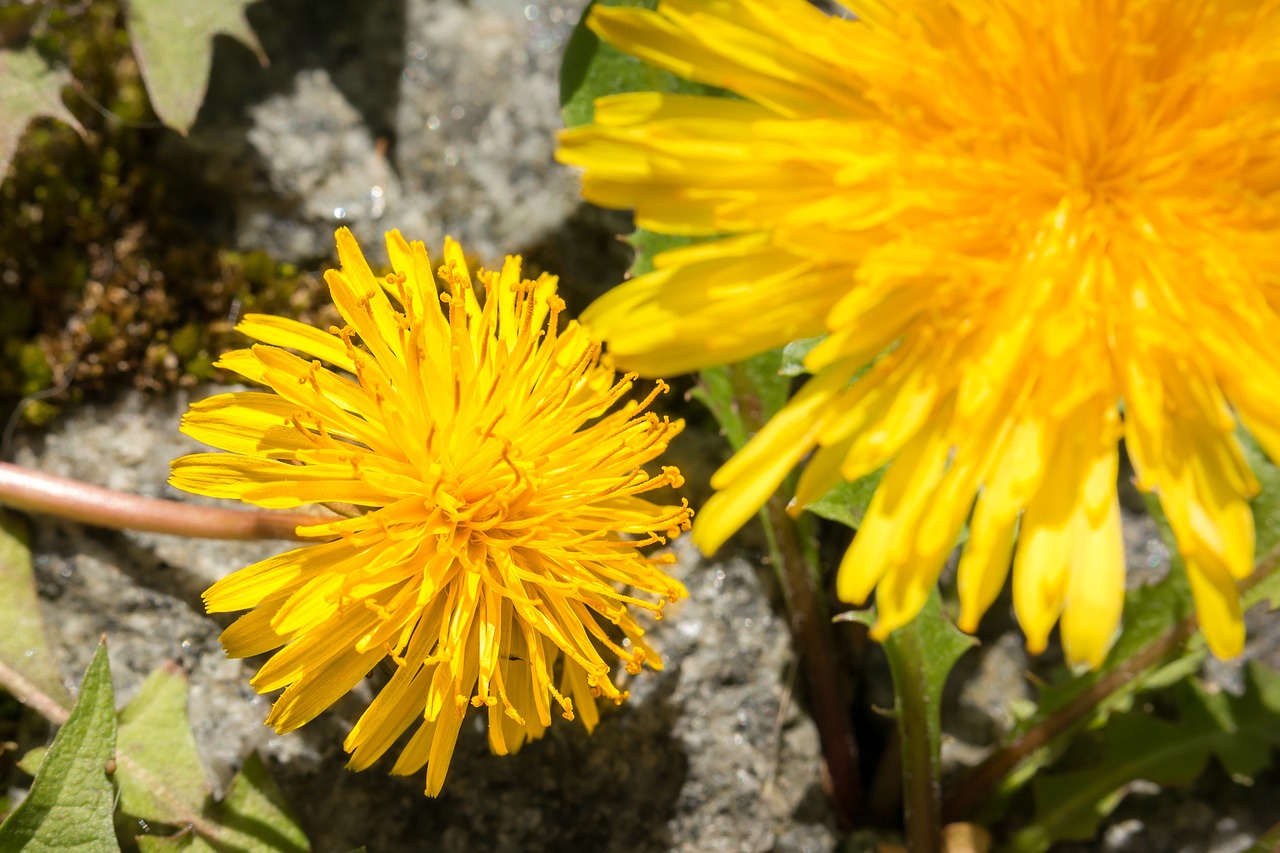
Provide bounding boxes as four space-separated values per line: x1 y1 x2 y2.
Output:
690 348 788 453
0 510 71 707
560 0 719 129
135 752 308 853
0 47 82 193
116 664 210 826
805 469 883 531
960 518 1199 822
125 0 265 132
17 746 48 777
1010 663 1280 853
883 591 975 753
1238 428 1280 610
214 753 309 853
625 228 697 278
0 642 119 852
779 337 825 377
115 672 307 851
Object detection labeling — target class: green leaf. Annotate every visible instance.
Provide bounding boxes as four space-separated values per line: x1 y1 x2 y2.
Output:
17 747 48 777
124 0 265 132
213 752 309 853
137 753 309 853
559 0 718 129
1033 570 1195 723
1239 428 1280 610
689 349 789 453
0 47 84 182
0 510 71 707
624 228 698 278
1009 663 1280 853
805 469 884 530
974 569 1199 819
883 590 976 756
779 336 825 377
115 670 308 851
115 664 211 825
0 643 119 853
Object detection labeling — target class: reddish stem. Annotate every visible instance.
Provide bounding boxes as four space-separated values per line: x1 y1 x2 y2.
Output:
0 461 315 541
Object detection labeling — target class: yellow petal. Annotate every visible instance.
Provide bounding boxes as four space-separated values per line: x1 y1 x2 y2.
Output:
836 419 949 605
235 314 356 373
1059 494 1125 668
1185 557 1245 659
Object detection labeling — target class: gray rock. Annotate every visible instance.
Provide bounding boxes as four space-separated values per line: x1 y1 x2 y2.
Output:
240 69 401 263
390 0 582 265
190 0 584 267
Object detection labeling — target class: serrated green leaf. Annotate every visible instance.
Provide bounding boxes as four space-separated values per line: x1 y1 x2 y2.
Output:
0 47 83 187
832 607 874 626
779 336 825 377
688 365 742 447
971 513 1203 823
0 642 119 853
805 469 884 530
1031 570 1195 724
0 510 71 707
560 0 719 129
1010 663 1280 853
116 664 211 825
124 0 265 132
883 590 976 755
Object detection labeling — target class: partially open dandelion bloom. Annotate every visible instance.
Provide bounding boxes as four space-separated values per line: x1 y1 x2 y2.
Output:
171 228 690 795
557 1 1280 665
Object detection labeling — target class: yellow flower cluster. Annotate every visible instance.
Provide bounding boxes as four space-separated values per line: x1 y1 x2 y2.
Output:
172 229 690 794
559 0 1280 665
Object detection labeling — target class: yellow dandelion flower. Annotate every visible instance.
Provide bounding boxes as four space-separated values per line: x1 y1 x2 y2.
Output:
170 227 690 795
557 0 1280 666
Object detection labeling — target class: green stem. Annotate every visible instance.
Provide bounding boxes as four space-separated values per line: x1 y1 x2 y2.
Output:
885 616 943 852
761 495 864 827
719 361 863 825
0 461 316 540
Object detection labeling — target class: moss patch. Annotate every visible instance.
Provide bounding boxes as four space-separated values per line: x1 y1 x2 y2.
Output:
0 1 337 424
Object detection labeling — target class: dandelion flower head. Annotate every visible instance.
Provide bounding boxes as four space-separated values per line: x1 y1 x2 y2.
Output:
171 228 691 795
557 0 1280 665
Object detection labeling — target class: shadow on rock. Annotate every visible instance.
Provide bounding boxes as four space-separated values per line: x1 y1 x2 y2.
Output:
271 685 688 853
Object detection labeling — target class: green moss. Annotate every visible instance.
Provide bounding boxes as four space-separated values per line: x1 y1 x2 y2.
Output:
184 355 215 381
169 323 201 361
20 400 60 426
239 250 277 289
18 344 52 396
84 312 115 344
0 300 32 340
0 0 338 426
